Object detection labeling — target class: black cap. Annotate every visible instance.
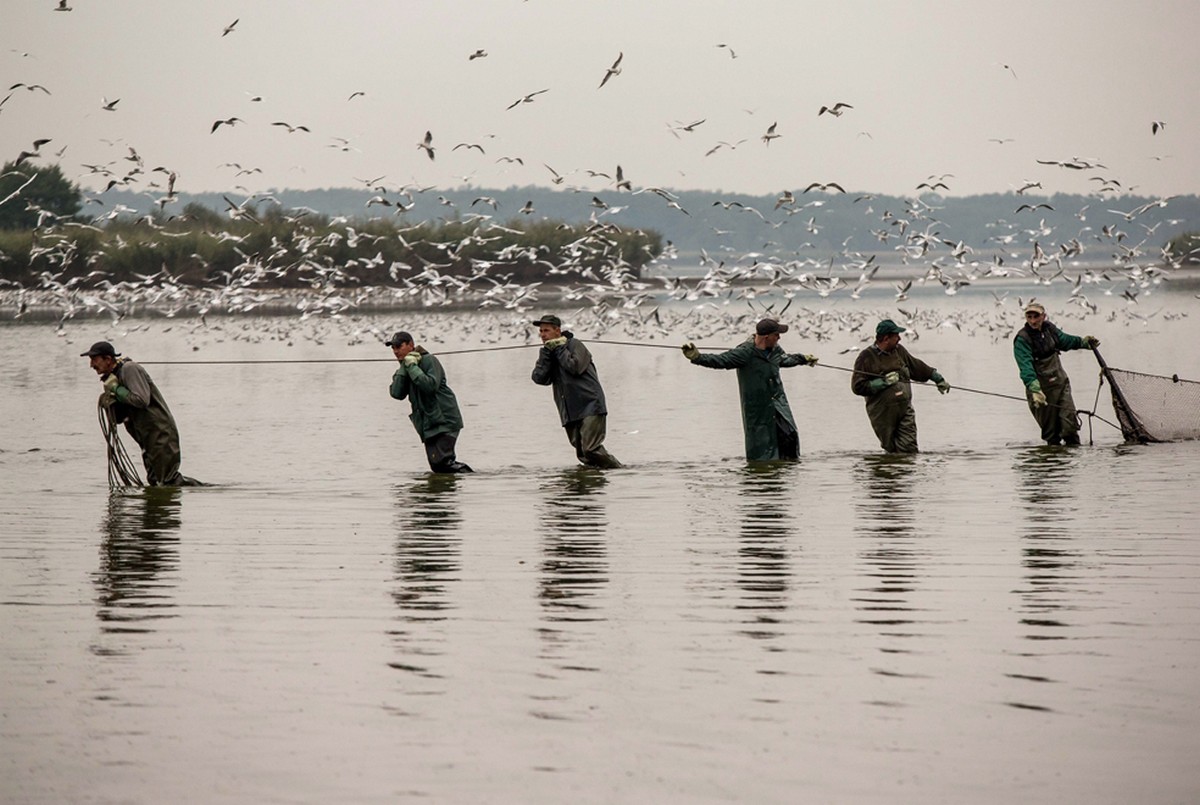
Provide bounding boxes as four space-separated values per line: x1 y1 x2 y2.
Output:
531 314 562 327
80 341 119 358
384 331 413 347
755 318 789 336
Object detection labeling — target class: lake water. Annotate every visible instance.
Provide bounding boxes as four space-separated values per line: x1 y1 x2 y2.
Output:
3 284 1200 803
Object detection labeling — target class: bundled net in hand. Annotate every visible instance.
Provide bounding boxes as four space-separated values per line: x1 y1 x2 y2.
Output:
1099 360 1200 443
98 399 144 488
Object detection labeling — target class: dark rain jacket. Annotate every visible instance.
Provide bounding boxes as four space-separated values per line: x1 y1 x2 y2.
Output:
390 347 464 441
850 344 938 453
531 332 608 426
690 339 808 460
107 358 187 485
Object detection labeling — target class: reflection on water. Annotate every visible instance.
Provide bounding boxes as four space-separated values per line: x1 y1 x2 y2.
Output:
538 467 609 626
1014 448 1084 641
388 473 463 680
734 464 795 642
93 487 182 647
852 455 924 637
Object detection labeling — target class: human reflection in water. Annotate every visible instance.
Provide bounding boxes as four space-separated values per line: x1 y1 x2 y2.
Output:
389 473 464 680
734 463 795 642
851 454 924 638
1013 448 1082 641
538 467 610 655
94 486 182 644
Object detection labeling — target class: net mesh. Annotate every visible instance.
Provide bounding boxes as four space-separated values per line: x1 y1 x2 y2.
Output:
1105 367 1200 443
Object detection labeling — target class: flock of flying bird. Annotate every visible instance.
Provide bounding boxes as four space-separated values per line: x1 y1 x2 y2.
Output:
1 7 1194 356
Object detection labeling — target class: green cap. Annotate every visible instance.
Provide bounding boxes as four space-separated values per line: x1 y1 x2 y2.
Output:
876 319 906 337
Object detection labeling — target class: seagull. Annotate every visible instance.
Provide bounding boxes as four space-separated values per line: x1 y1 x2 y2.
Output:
417 130 435 161
101 97 120 111
222 18 239 37
1015 203 1054 213
347 91 365 101
615 165 631 191
989 137 1015 145
9 83 51 94
1151 120 1165 135
818 102 853 117
804 182 846 193
506 88 549 110
453 142 486 153
774 190 795 209
271 121 310 133
210 117 244 133
55 0 72 9
520 201 535 215
1015 180 1042 195
761 122 780 145
543 163 564 184
468 49 488 61
716 43 737 59
599 52 623 88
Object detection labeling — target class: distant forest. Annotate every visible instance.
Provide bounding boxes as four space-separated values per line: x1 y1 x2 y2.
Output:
103 184 1200 263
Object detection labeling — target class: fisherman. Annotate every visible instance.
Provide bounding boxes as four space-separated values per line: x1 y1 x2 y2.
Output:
82 340 199 486
387 331 473 473
530 314 622 469
1013 302 1099 446
681 318 818 461
850 319 950 453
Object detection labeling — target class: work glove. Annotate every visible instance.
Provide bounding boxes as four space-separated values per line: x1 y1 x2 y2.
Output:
867 377 890 394
883 371 901 386
102 374 120 393
797 354 818 366
544 336 568 350
403 352 422 367
681 342 701 361
1031 390 1048 408
1081 335 1100 349
931 371 951 394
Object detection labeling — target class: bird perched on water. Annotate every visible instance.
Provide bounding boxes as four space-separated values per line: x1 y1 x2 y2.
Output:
761 122 780 145
417 130 435 161
506 88 549 110
211 117 244 133
818 102 853 117
599 52 623 88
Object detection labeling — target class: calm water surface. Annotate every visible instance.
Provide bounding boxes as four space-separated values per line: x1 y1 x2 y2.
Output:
3 298 1200 803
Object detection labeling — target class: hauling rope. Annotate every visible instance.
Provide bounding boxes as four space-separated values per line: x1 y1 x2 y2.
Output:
98 397 143 489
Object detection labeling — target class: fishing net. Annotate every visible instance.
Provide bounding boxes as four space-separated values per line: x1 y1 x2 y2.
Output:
1097 354 1200 443
98 398 144 489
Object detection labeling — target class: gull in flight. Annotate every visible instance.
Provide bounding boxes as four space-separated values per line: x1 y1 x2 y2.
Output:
1151 120 1165 135
9 82 51 94
761 122 780 145
453 142 486 154
347 91 365 101
716 43 737 59
271 121 310 133
222 18 239 37
210 117 244 133
506 88 549 110
417 130 435 161
520 201 535 215
818 102 853 117
101 97 120 111
543 163 565 184
55 0 72 9
599 52 623 89
469 49 488 61
804 182 845 193
1015 203 1054 213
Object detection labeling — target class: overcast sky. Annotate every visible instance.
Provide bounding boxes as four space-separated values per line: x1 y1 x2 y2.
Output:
3 0 1196 202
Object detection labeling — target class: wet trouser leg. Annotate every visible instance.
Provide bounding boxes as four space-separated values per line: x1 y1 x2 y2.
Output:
424 431 473 473
127 421 193 485
1028 381 1079 445
775 414 800 460
565 415 622 468
870 403 919 453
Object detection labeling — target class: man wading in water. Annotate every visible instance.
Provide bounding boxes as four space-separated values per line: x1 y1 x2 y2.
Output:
1013 302 1099 446
83 340 200 486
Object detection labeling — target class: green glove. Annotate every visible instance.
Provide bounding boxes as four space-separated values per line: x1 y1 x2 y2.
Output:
1082 335 1100 349
798 354 818 366
102 373 120 393
681 342 700 361
1031 390 1048 408
403 352 422 367
883 371 900 385
1028 379 1042 395
544 336 568 349
931 371 950 394
867 377 890 394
